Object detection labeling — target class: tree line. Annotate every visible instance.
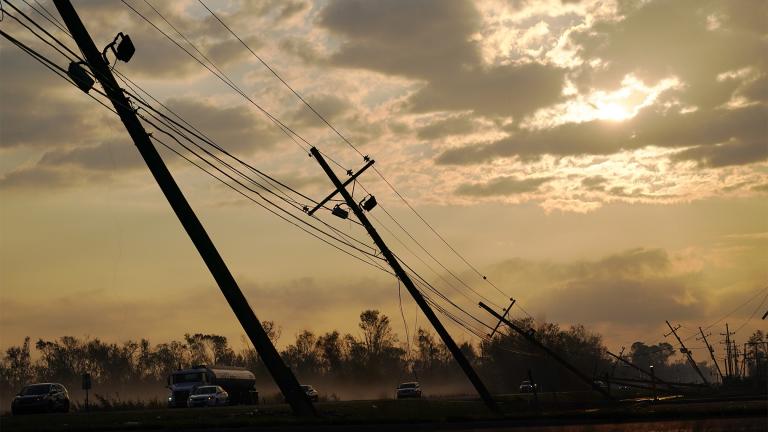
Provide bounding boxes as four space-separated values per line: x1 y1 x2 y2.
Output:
2 309 763 404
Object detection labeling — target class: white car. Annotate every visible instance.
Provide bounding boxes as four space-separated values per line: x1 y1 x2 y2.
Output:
301 385 319 402
519 380 538 393
396 382 422 399
187 385 229 407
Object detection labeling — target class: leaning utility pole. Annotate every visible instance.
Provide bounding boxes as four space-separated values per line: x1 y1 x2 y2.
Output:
697 327 723 383
665 321 709 385
607 346 625 381
309 148 499 413
53 0 315 417
605 350 674 388
479 302 613 399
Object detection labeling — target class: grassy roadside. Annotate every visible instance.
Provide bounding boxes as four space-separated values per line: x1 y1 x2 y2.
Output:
1 397 765 431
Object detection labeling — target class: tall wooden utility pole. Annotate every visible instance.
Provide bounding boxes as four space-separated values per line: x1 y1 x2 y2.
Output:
479 302 613 399
665 321 709 385
309 148 499 413
53 0 315 417
720 323 735 379
697 327 723 383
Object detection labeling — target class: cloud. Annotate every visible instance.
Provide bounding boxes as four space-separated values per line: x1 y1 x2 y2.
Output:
436 103 767 166
161 97 284 154
456 176 551 197
571 0 767 97
416 115 479 140
490 248 705 325
39 138 143 172
581 175 607 190
287 94 353 128
318 0 566 118
0 48 105 150
0 166 105 191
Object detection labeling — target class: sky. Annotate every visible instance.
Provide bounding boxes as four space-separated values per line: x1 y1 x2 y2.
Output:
1 0 767 368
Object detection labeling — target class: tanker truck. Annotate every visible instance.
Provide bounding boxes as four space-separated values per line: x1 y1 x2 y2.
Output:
167 365 258 408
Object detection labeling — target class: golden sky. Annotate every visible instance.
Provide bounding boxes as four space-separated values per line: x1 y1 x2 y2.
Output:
1 0 767 365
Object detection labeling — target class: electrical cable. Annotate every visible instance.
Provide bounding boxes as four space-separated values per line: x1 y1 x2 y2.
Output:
6 10 526 352
0 25 391 280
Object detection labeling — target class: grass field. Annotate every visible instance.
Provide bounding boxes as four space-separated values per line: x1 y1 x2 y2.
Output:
1 395 765 431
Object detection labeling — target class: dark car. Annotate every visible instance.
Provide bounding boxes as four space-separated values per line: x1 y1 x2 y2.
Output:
11 383 70 415
396 382 422 399
300 385 319 402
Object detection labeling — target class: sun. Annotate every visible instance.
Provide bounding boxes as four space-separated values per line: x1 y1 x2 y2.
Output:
595 102 631 121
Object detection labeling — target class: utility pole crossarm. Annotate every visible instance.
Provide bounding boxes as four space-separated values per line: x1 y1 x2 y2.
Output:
53 0 315 417
309 147 499 413
306 158 375 215
478 302 613 400
488 298 516 338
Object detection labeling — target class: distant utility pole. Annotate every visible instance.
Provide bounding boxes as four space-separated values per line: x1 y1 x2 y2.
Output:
664 321 709 385
720 323 735 379
53 0 315 417
309 147 499 413
731 340 740 378
741 343 748 377
479 302 613 399
697 327 723 383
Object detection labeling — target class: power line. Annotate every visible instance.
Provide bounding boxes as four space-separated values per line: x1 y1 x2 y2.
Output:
0 24 390 281
126 0 511 325
119 0 311 154
195 0 521 313
683 285 768 342
732 291 768 335
10 6 516 348
197 0 365 159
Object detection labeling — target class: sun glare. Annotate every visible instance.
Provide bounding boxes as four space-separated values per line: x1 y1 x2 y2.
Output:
595 102 631 121
522 75 682 130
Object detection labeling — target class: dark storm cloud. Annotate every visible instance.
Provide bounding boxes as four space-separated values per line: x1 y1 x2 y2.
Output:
39 138 143 172
490 248 703 325
0 48 103 149
276 0 310 22
437 103 767 166
318 0 566 118
0 166 100 190
673 137 768 168
455 176 551 197
287 94 352 127
545 277 701 325
581 176 607 190
64 1 258 79
416 115 478 140
571 0 767 99
163 98 284 154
